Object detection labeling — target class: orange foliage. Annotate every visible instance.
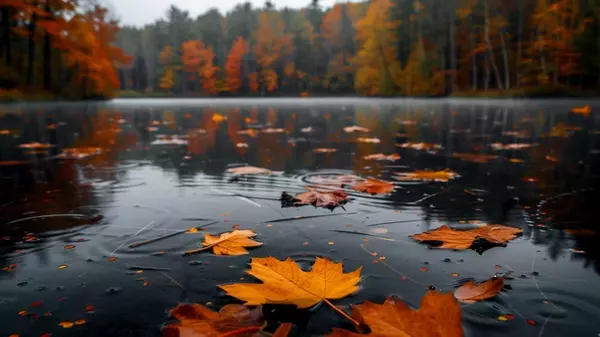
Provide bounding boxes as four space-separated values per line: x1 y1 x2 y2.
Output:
253 12 293 93
224 37 248 93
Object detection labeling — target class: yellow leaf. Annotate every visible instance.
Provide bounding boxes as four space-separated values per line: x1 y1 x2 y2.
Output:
219 257 362 309
185 229 262 256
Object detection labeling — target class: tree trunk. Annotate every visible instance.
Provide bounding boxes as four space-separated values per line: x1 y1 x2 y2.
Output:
484 54 490 90
448 0 457 92
500 31 510 89
516 0 524 87
483 0 503 89
27 9 38 87
43 0 52 91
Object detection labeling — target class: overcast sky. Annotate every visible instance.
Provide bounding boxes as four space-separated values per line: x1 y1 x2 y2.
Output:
109 0 349 26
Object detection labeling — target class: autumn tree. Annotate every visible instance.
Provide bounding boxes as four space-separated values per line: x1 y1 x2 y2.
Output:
224 37 247 93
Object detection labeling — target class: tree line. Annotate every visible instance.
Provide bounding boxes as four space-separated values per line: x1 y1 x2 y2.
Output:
0 0 130 100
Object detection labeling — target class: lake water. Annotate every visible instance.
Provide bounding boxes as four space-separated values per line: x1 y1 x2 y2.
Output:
1 98 599 336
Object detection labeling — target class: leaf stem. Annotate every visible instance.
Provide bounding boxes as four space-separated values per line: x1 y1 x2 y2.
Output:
183 243 214 256
218 326 263 337
323 299 360 326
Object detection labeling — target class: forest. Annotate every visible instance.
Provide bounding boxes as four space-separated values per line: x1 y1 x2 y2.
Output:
1 0 600 100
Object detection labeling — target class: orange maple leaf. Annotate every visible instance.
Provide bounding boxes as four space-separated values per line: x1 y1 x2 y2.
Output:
184 229 262 256
454 277 504 304
328 290 463 337
350 178 394 195
411 225 522 251
161 303 264 337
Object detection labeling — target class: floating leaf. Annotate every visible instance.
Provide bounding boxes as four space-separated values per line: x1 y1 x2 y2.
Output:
452 152 498 163
58 264 68 269
219 257 361 309
262 127 286 134
356 137 380 144
362 153 400 161
184 229 262 256
313 148 337 153
161 303 264 337
454 277 504 303
301 126 314 133
227 166 273 176
19 142 54 150
57 147 103 159
344 126 370 133
211 113 227 122
58 321 74 328
281 186 350 210
349 178 394 195
394 169 458 182
490 143 537 151
107 257 117 262
236 143 249 148
75 319 86 325
64 245 75 250
328 290 463 337
411 225 522 251
570 104 590 117
395 142 442 152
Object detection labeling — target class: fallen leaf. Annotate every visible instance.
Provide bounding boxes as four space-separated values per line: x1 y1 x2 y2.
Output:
281 186 350 210
454 277 504 303
313 148 337 153
395 142 442 152
19 142 54 150
237 129 259 137
570 104 590 117
452 152 498 163
490 143 537 150
185 229 262 256
508 158 524 164
349 178 394 195
356 137 380 144
219 257 362 325
212 113 227 122
161 302 264 337
57 147 103 159
262 128 286 134
394 169 458 182
328 290 463 337
362 153 400 161
411 225 522 251
301 126 314 133
344 126 370 133
58 321 74 329
75 319 86 325
58 264 68 269
236 143 249 148
228 166 272 176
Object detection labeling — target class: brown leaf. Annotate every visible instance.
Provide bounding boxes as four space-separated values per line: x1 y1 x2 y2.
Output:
411 225 522 250
362 153 400 161
454 277 504 304
350 179 394 195
356 137 380 144
281 186 349 210
185 229 262 256
328 290 463 337
161 303 264 337
394 169 458 182
228 166 272 176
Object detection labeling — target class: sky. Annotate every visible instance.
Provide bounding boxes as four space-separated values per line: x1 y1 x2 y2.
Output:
109 0 348 27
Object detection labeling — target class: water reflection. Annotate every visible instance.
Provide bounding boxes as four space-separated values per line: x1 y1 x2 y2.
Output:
1 99 599 336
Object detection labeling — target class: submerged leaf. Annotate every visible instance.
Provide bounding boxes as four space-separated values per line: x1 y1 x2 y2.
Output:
394 169 458 182
218 256 362 308
185 229 262 256
349 178 394 195
454 277 504 304
161 303 264 337
328 290 463 337
281 186 350 210
411 225 522 251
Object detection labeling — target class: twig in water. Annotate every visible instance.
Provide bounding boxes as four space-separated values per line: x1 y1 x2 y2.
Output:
263 212 358 224
127 265 171 271
128 221 217 248
359 244 425 286
161 272 184 289
330 229 396 241
366 219 421 227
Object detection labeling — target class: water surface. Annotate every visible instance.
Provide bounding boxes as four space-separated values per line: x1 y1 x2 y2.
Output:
1 98 599 337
